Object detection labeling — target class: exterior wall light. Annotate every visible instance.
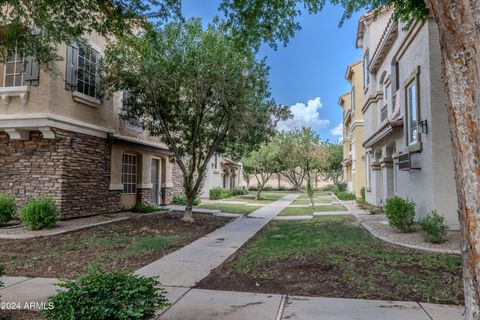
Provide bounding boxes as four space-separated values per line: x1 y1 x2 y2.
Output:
419 120 428 134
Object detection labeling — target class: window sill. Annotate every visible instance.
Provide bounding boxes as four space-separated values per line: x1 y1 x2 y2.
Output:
72 91 101 108
0 86 29 105
404 141 422 154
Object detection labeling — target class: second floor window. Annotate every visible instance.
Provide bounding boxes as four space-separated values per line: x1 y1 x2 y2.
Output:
65 42 101 99
406 80 418 145
122 154 137 194
363 50 370 87
3 49 25 87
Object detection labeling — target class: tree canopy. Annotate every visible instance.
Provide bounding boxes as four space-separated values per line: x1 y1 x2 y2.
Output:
101 19 288 219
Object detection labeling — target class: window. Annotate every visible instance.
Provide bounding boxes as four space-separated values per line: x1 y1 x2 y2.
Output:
122 154 137 194
351 87 355 112
406 81 418 145
3 48 25 87
363 50 370 87
214 154 218 169
77 45 99 98
365 154 371 187
65 43 101 99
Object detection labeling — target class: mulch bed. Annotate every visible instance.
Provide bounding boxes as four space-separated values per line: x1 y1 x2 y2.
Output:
0 310 44 320
0 213 231 279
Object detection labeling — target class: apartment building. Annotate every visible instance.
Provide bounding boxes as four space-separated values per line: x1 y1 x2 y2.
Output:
0 34 183 219
339 61 366 197
200 154 243 197
356 10 459 229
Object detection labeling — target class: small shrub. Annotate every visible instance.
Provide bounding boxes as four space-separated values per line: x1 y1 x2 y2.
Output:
419 210 448 243
360 187 366 201
43 267 169 320
335 191 356 201
172 195 200 206
209 187 233 200
0 193 15 224
232 188 248 196
320 184 335 192
369 205 385 215
20 197 58 230
131 202 162 213
385 196 416 232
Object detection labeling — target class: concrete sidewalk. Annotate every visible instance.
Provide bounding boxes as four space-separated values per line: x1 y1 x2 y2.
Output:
136 194 299 286
0 194 299 306
157 288 463 320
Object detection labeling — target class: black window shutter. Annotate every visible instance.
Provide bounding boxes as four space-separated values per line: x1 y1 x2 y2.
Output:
24 56 40 86
65 43 78 90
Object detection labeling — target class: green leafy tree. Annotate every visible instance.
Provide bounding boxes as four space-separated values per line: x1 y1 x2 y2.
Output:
0 0 182 70
318 143 343 186
102 19 287 221
270 132 306 191
243 143 280 200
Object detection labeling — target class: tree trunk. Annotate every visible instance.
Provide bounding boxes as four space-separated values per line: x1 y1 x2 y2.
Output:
426 2 480 318
182 195 195 222
256 186 262 200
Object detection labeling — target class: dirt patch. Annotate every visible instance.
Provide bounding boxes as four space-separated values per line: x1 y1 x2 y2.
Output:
0 310 44 320
0 213 231 279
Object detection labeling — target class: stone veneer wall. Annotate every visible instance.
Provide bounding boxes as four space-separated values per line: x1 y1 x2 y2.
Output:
0 128 121 219
164 161 184 204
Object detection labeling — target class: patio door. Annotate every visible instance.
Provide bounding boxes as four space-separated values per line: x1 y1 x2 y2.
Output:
151 159 160 204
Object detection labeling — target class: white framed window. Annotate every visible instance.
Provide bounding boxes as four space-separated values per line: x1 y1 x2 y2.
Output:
406 81 418 145
66 42 101 99
214 154 218 169
77 45 99 98
3 48 25 87
122 154 137 194
363 50 370 87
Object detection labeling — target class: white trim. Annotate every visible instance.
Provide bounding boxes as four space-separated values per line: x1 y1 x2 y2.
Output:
72 91 101 108
0 113 114 138
0 86 29 105
136 183 153 189
349 120 365 132
38 127 55 139
110 134 169 151
4 128 29 140
162 182 173 188
109 184 124 191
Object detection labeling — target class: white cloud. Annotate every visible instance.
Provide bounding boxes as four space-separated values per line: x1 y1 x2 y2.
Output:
277 97 330 132
330 122 343 136
330 122 344 143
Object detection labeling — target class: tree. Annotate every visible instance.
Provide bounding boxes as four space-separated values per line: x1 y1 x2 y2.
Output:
270 132 306 191
318 143 343 186
0 0 182 69
243 143 279 200
220 1 480 317
292 128 325 207
242 164 254 191
102 19 287 221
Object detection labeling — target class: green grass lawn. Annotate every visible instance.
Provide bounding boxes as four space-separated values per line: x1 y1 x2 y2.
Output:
290 198 335 205
198 203 259 214
297 191 332 198
280 205 346 216
198 216 463 305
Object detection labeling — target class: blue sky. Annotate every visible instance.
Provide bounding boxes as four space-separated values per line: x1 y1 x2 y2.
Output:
181 1 364 142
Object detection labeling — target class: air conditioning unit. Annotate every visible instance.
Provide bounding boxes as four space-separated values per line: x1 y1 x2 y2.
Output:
398 153 420 171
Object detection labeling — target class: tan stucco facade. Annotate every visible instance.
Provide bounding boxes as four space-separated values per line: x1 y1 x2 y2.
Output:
339 61 366 197
0 33 182 216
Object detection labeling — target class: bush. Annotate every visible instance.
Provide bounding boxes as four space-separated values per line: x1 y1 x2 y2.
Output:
385 196 416 232
320 184 335 192
0 193 15 224
419 210 448 243
43 267 169 320
209 187 233 200
356 199 384 215
172 195 200 206
20 197 58 230
131 202 162 213
232 188 248 196
360 187 366 201
335 191 356 201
